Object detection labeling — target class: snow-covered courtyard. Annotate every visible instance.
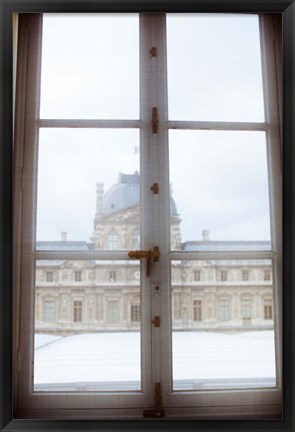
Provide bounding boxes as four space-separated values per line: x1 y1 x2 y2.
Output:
34 330 276 391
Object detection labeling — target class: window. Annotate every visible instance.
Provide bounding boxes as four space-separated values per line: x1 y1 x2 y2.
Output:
44 300 55 322
131 305 140 322
73 300 83 322
107 300 119 323
13 12 282 420
194 270 201 281
264 299 273 320
131 296 141 323
242 298 251 319
45 271 53 282
242 270 249 281
221 270 227 281
193 300 202 321
75 271 82 282
108 229 118 250
264 270 271 281
109 270 116 282
220 299 230 321
132 229 140 249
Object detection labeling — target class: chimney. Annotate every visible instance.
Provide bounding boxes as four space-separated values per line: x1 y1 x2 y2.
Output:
202 229 210 241
61 231 67 241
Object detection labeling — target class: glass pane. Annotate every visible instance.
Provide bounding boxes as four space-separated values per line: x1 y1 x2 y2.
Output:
171 259 276 390
36 128 140 245
167 14 264 121
169 131 271 248
40 14 139 119
34 260 141 391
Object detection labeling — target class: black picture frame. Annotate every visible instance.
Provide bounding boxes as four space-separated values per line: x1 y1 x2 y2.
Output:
1 1 294 431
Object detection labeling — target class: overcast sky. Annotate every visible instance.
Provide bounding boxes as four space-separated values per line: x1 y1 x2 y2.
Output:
37 13 270 243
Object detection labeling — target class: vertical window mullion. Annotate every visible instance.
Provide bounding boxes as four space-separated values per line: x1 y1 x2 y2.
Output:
14 13 43 407
140 13 171 405
147 14 172 404
259 14 282 391
139 13 158 407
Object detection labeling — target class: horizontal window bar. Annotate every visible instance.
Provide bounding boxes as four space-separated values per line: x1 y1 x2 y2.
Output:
169 251 275 260
34 251 131 260
167 120 267 131
38 119 142 128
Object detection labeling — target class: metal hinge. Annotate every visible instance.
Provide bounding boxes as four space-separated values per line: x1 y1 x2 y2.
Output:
151 107 158 134
143 382 165 417
150 183 159 194
152 316 160 327
149 46 157 57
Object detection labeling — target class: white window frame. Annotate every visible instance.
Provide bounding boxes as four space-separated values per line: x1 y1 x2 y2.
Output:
13 12 282 420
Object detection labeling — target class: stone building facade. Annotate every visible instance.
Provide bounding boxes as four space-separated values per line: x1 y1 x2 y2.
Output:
35 172 274 334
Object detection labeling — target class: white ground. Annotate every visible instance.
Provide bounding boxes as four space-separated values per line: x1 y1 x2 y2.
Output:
34 331 276 389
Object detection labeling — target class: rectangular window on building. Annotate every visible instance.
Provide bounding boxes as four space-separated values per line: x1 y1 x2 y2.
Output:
221 271 227 281
194 270 200 281
44 300 55 322
193 300 202 321
46 271 53 282
242 270 249 281
109 271 116 282
264 299 273 319
73 300 83 322
242 299 251 319
264 270 271 281
220 299 230 321
75 271 82 282
107 300 119 323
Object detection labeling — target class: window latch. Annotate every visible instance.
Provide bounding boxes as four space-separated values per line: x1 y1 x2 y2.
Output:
128 246 160 277
143 382 165 417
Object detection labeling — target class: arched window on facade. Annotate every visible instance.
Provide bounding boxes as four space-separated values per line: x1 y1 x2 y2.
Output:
132 229 140 249
108 229 118 250
130 296 140 323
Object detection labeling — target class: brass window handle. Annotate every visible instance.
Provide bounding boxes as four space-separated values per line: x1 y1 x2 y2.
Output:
128 246 160 277
128 246 159 260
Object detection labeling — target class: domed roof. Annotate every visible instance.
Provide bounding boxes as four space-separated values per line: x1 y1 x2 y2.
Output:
100 172 178 216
